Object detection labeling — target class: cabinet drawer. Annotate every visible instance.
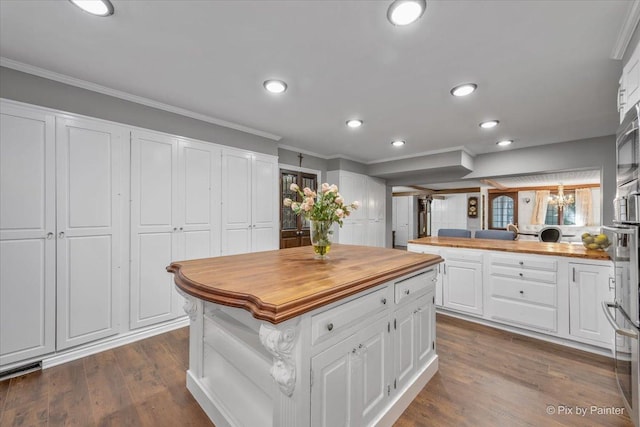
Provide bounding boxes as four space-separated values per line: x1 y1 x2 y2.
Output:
311 287 388 345
394 270 436 304
490 265 557 284
489 298 557 332
490 254 557 271
490 276 556 307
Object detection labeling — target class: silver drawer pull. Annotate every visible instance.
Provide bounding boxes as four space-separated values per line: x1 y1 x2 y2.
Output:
381 298 387 305
327 323 334 331
58 232 65 239
404 289 410 295
519 261 524 266
519 273 523 277
519 290 524 295
46 232 54 240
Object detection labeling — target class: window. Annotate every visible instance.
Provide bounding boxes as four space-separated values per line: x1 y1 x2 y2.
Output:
488 192 518 229
545 190 575 225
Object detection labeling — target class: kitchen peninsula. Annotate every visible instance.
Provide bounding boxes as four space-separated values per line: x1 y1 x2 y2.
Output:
408 236 614 353
167 244 442 427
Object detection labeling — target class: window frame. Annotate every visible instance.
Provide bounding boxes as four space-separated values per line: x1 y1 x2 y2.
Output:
488 191 518 230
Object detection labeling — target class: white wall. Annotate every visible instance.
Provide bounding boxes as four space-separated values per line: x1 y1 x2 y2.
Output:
431 194 467 236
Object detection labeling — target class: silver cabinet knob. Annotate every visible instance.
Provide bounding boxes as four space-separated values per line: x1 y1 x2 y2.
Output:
327 323 334 331
381 298 387 305
405 289 410 295
58 232 65 239
519 290 524 295
173 227 177 231
519 273 523 277
179 227 183 231
46 232 54 240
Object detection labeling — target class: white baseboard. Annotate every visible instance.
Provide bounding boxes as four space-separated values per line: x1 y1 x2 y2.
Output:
41 317 189 369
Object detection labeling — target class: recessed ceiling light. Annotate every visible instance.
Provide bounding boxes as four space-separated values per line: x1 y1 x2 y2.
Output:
387 0 427 26
479 120 499 129
263 79 288 94
496 139 513 147
450 83 477 97
69 0 114 16
391 140 406 147
346 119 363 128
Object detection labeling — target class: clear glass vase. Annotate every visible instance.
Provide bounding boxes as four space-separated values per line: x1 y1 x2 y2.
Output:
310 220 333 259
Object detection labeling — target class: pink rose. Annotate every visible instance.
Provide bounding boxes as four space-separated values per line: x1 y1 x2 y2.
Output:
302 203 312 212
283 198 292 207
328 184 338 193
335 196 344 205
351 201 360 209
291 202 300 210
290 183 299 192
305 197 315 206
321 183 330 193
336 208 344 218
303 187 314 196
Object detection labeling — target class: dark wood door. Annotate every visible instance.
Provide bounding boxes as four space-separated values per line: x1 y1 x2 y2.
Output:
280 170 318 249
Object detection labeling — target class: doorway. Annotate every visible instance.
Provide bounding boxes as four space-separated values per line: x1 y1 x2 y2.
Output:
280 169 318 249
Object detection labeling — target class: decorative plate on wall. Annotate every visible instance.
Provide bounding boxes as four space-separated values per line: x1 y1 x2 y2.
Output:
468 196 478 218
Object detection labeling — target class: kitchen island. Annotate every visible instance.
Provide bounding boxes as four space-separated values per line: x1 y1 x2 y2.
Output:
167 244 442 427
408 236 613 354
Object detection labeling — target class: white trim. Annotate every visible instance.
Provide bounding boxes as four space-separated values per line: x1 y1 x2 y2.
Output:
41 317 189 369
611 0 640 60
277 143 330 160
0 57 282 141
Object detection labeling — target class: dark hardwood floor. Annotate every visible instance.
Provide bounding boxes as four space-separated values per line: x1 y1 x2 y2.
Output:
0 314 632 427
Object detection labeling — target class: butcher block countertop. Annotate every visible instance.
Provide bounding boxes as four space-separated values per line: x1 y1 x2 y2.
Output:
167 244 442 324
408 236 611 261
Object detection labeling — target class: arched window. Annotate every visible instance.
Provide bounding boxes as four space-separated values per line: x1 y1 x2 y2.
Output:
489 192 518 229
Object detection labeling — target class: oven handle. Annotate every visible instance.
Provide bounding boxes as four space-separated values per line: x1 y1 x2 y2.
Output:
602 302 638 339
602 226 635 235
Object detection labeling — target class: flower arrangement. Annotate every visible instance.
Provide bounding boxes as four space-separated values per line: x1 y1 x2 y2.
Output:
284 182 359 225
284 182 359 258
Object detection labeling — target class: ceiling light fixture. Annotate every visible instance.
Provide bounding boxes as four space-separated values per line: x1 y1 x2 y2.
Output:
69 0 114 17
450 83 477 97
479 120 499 129
391 140 406 147
263 79 288 94
387 0 427 26
496 139 513 147
346 119 363 128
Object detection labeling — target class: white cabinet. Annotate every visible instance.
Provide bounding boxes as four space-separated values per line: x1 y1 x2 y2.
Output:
131 130 220 329
55 117 126 350
0 105 127 365
442 250 483 316
569 262 614 347
221 149 278 255
486 254 558 332
1 105 56 366
407 244 443 306
393 196 410 247
327 171 386 247
620 41 640 120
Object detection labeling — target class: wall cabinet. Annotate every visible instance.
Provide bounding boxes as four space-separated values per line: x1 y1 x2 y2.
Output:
1 104 126 366
620 40 640 121
442 251 483 316
569 262 614 346
221 148 278 255
130 130 220 329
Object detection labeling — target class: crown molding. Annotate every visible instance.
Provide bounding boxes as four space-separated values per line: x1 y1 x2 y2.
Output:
611 0 640 60
277 144 331 159
0 57 281 141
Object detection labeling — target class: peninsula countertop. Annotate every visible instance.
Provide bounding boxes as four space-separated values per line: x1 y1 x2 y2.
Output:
408 236 611 261
167 244 443 324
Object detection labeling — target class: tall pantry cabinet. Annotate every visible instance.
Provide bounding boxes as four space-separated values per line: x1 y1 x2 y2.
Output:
130 130 221 329
1 104 126 365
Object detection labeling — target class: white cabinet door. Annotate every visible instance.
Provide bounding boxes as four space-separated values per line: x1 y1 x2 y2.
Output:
367 177 386 221
222 150 252 255
356 316 390 426
0 105 56 365
443 258 483 316
416 291 435 365
393 303 416 392
623 43 640 115
340 172 367 221
178 139 221 260
311 334 357 427
55 117 124 350
130 130 180 329
394 197 409 247
569 263 614 347
251 154 278 253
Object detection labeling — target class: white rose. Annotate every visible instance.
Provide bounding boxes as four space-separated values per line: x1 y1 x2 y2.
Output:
290 183 300 192
335 196 344 205
351 201 360 209
283 198 292 207
321 183 330 193
336 208 344 218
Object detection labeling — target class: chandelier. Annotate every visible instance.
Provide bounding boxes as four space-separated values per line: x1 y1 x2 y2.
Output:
548 185 574 207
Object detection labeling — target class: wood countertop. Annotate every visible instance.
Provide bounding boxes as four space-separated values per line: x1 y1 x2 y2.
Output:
408 236 611 261
167 244 442 324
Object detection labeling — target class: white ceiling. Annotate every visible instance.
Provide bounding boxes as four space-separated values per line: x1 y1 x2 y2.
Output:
0 0 631 163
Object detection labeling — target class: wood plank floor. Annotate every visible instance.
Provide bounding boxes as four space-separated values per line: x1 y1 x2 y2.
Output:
0 314 632 427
